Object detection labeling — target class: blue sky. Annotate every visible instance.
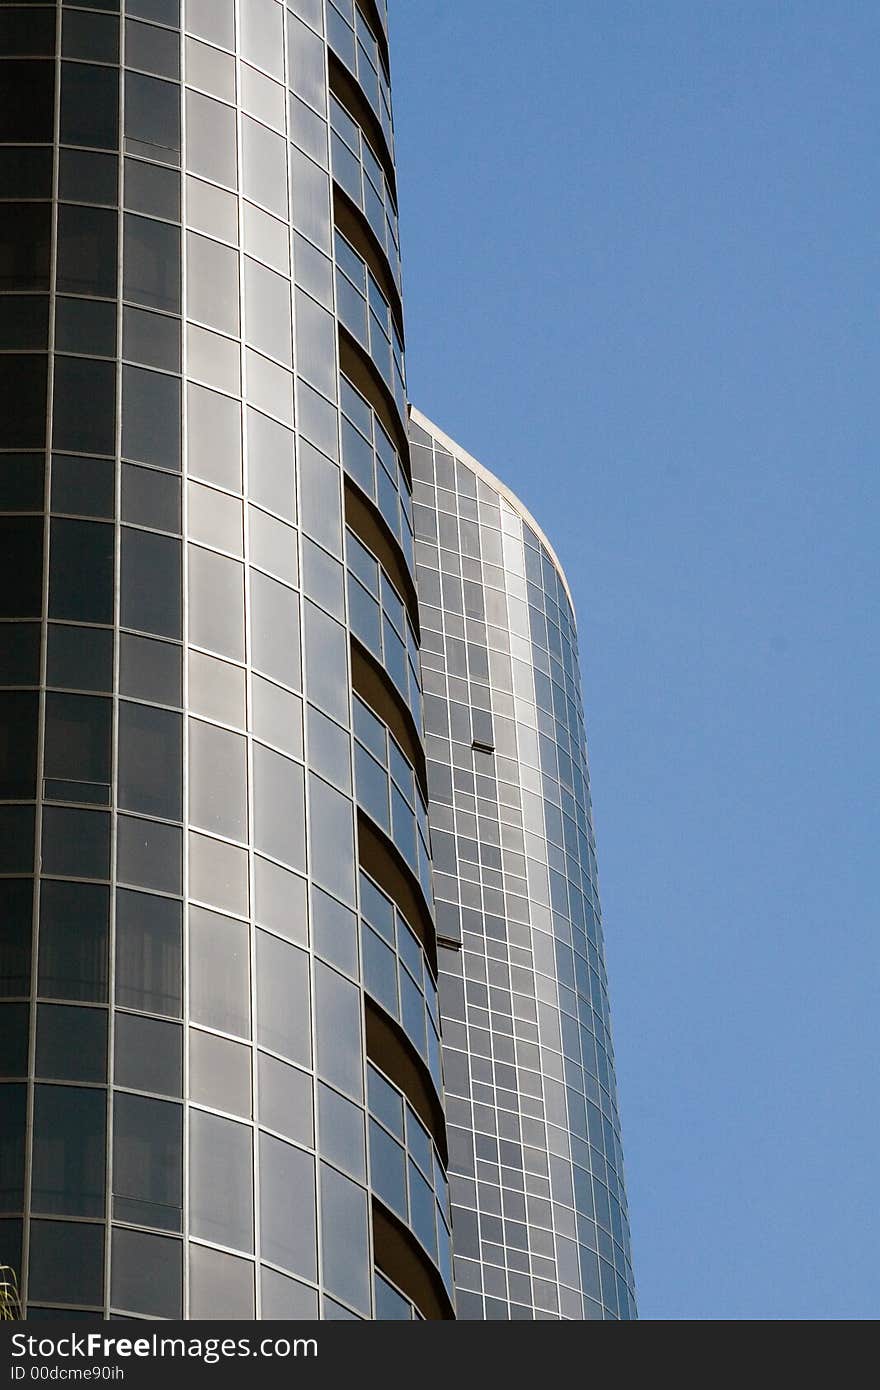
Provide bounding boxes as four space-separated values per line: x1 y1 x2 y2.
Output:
391 1 880 1320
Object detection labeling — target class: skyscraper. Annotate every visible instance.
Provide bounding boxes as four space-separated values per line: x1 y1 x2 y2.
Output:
0 1 634 1321
409 412 636 1320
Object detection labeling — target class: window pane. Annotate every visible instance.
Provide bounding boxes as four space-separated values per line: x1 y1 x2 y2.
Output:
124 157 179 221
47 625 114 693
114 1013 182 1097
125 71 180 157
318 1083 364 1181
255 930 310 1065
52 357 116 455
121 527 181 638
115 888 181 1016
32 1084 105 1217
44 691 111 789
29 1220 103 1308
259 1133 316 1279
42 805 110 880
51 455 115 520
309 774 354 903
113 1092 182 1230
0 880 32 998
118 702 182 820
119 633 182 707
0 1085 26 1211
190 1028 251 1118
36 1004 107 1084
185 89 237 188
188 546 244 660
246 408 295 521
250 571 300 689
188 720 247 840
320 1163 369 1315
57 204 117 298
369 1119 406 1220
116 815 182 895
60 61 118 149
256 1051 312 1146
110 1226 181 1319
189 905 250 1038
0 691 37 798
122 365 181 469
261 1266 318 1319
49 519 114 625
121 463 181 532
314 961 362 1099
252 743 305 869
39 881 109 1003
124 213 181 312
189 1109 253 1252
189 1243 255 1320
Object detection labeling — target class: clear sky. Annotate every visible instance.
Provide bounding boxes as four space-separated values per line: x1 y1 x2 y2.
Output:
390 1 880 1320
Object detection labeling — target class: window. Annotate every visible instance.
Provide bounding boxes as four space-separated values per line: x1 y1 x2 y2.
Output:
189 1109 253 1252
114 1012 181 1097
57 204 117 299
116 815 181 895
60 62 118 149
255 930 310 1065
51 455 115 520
52 357 116 455
122 366 181 469
49 519 114 626
320 1163 369 1315
124 213 180 313
314 962 362 1100
118 702 182 820
31 1085 105 1217
188 721 247 841
36 1004 106 1084
29 1220 103 1308
125 72 180 158
259 1133 316 1279
1 205 50 289
189 905 250 1038
252 744 306 870
113 1092 182 1230
110 1227 181 1319
38 882 109 1003
257 1052 312 1146
115 889 181 1017
121 527 181 638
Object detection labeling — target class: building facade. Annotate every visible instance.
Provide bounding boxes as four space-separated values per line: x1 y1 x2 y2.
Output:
0 0 634 1321
409 412 636 1320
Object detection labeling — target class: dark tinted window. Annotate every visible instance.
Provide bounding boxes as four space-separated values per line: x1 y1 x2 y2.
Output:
31 1084 106 1217
38 880 109 1002
44 692 112 789
0 1001 28 1077
123 213 180 312
47 625 114 693
123 306 180 372
0 624 40 686
0 294 49 348
114 1013 181 1096
0 1085 26 1210
116 815 181 895
0 61 54 142
113 1092 182 1230
49 518 114 625
0 517 43 617
41 806 110 880
36 1003 107 1083
0 692 38 797
118 701 182 820
119 633 181 706
110 1227 181 1320
52 357 116 455
0 8 56 55
0 146 52 198
60 61 118 149
0 204 51 287
50 455 115 520
122 365 181 468
0 807 34 875
59 147 118 205
121 527 181 637
0 357 47 448
61 8 118 63
121 463 180 531
57 203 118 298
0 453 43 510
125 71 180 156
55 296 117 357
115 889 181 1016
28 1219 104 1307
123 157 179 220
